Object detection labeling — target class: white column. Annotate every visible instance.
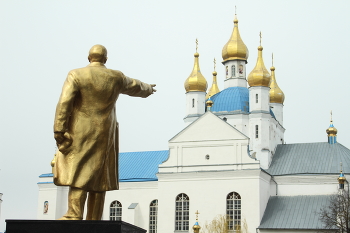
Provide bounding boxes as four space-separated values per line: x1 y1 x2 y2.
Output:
249 86 271 169
184 91 206 125
270 103 283 126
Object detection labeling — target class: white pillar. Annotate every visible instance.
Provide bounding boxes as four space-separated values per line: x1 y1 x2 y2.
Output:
249 86 271 169
184 91 206 125
270 103 283 126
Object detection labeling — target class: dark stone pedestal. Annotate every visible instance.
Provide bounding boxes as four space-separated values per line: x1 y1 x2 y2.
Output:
6 220 147 233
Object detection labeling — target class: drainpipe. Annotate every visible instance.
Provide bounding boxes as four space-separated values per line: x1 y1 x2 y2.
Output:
271 176 278 195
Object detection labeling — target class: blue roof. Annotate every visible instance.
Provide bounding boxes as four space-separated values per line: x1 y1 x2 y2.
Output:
39 150 169 183
119 150 169 182
210 87 249 113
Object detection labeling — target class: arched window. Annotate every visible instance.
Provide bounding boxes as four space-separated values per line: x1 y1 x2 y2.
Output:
110 200 122 221
226 192 241 232
192 98 195 108
149 199 158 233
226 66 229 78
255 125 259 138
175 193 189 231
256 94 258 103
231 65 236 77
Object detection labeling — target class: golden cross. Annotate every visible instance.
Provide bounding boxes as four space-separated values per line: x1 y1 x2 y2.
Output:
214 58 216 71
195 38 198 53
235 5 237 15
272 53 274 66
195 210 200 221
330 110 333 122
259 31 262 46
340 162 343 172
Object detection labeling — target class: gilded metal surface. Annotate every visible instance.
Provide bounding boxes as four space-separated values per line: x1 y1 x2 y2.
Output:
222 15 249 62
326 111 337 136
206 59 220 99
184 49 208 92
52 45 156 220
247 45 271 87
206 98 213 107
338 170 346 184
269 65 285 104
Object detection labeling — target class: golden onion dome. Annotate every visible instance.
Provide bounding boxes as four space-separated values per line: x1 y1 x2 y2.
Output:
193 222 201 233
184 52 208 93
326 121 337 136
338 170 346 184
247 45 271 87
206 98 213 108
222 15 249 62
269 66 285 104
206 70 220 99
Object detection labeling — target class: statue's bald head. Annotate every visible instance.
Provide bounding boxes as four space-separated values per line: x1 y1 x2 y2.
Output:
88 44 108 63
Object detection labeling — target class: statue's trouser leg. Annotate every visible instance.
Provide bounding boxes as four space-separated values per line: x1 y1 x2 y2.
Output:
62 187 87 220
86 191 106 220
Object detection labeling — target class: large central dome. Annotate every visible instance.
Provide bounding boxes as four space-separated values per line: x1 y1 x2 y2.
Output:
210 87 249 113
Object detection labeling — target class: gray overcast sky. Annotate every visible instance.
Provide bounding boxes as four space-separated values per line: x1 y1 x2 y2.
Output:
0 0 349 231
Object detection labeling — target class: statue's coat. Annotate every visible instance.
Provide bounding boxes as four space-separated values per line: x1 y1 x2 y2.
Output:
53 62 153 192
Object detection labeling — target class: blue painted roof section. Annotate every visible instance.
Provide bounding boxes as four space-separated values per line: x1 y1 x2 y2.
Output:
119 150 169 182
259 195 331 229
39 173 53 178
39 150 169 182
270 108 276 119
210 87 249 113
267 142 350 175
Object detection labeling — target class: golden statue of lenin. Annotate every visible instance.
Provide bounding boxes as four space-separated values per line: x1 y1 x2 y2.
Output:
52 45 156 220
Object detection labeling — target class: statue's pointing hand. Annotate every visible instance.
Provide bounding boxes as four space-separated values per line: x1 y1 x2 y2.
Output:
151 84 157 94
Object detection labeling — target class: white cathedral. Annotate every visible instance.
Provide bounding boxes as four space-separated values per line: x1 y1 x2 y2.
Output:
37 14 348 233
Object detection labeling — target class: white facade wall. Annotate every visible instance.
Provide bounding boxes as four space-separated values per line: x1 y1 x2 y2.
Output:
157 170 265 233
249 86 270 112
249 113 271 169
184 91 206 125
219 114 249 136
103 181 159 229
259 172 272 222
223 60 247 89
269 118 285 158
185 91 206 116
37 182 69 220
274 175 340 196
270 103 283 126
0 193 2 222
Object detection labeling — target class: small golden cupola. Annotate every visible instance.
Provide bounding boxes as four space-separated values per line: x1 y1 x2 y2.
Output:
192 210 201 233
222 14 249 63
247 32 271 87
326 111 337 144
184 39 208 93
269 54 285 104
206 58 220 99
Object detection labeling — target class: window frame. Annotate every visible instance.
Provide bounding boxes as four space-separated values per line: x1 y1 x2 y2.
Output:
226 192 241 232
175 193 190 231
149 199 158 233
110 200 122 221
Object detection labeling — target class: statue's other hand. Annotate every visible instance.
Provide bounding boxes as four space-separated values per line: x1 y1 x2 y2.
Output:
150 84 157 94
54 132 73 155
